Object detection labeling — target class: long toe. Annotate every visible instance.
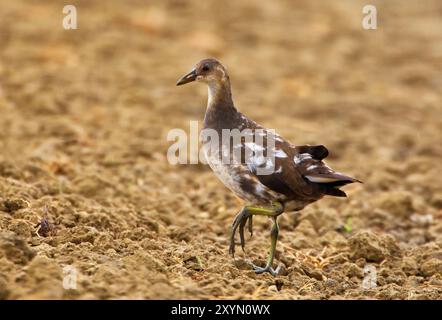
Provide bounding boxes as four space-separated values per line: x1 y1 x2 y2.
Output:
229 215 242 257
238 216 250 252
229 208 250 256
248 215 253 237
252 263 281 276
229 234 236 257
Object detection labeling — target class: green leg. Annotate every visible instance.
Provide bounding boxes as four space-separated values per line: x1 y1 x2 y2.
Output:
229 202 283 276
252 216 281 276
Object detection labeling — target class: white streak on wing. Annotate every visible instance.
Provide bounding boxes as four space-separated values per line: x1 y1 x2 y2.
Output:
307 164 319 171
274 149 287 158
294 153 312 164
305 175 339 183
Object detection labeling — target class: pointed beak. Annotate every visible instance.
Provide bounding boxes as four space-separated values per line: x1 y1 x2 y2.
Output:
176 69 197 86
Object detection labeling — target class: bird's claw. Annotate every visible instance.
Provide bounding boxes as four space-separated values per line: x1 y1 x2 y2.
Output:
252 263 281 276
229 209 254 257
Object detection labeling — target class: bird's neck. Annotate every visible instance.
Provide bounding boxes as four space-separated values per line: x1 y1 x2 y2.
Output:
204 79 238 130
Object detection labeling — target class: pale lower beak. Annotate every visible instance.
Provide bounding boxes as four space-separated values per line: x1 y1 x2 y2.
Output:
176 69 197 86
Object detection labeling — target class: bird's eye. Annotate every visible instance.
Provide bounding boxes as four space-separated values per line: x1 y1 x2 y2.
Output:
202 64 210 71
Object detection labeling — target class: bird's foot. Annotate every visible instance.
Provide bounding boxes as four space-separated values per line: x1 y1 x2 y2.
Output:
252 263 282 276
229 208 253 257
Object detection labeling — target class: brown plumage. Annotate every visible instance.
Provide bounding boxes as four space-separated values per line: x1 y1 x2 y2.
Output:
177 58 361 275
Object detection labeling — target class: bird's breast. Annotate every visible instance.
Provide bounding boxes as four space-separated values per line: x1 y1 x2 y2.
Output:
202 141 284 205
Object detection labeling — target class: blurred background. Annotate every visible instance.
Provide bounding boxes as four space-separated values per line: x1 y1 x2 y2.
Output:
0 0 441 299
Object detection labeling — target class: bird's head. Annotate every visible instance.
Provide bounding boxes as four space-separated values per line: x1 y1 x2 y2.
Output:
176 58 229 86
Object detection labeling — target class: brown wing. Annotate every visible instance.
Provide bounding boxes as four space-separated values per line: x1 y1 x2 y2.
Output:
295 145 329 160
247 141 326 200
234 120 360 199
252 142 360 199
293 145 361 197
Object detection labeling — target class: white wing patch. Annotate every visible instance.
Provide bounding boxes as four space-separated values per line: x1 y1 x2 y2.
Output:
274 149 288 158
294 153 312 164
305 175 340 183
307 164 319 171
